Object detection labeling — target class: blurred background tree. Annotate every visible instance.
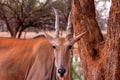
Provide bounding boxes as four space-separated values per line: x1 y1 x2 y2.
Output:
0 0 110 37
0 0 71 38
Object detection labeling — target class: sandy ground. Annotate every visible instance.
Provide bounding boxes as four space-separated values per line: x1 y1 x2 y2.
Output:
0 31 68 38
0 32 49 39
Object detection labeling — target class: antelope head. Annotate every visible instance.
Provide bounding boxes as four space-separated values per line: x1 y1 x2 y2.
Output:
44 8 87 79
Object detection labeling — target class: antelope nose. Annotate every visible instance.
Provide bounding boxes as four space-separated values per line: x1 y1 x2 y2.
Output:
58 68 66 77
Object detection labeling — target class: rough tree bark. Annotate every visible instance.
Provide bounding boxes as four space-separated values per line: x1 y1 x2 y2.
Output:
72 0 120 80
105 0 120 80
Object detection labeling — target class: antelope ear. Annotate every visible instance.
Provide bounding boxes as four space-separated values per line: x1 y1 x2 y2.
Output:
70 31 88 44
44 32 54 43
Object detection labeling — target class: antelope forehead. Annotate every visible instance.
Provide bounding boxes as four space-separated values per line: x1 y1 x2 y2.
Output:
54 38 68 43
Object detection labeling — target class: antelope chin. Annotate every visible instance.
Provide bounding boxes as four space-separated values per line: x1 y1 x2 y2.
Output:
57 72 67 79
57 75 64 79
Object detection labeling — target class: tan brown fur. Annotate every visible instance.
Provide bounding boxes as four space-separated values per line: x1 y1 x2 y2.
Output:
0 37 57 80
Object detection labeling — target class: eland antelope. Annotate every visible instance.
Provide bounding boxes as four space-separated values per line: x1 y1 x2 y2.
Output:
0 8 87 80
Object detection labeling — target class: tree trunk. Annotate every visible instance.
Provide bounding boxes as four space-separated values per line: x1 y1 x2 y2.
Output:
5 20 16 38
17 26 27 39
105 0 120 79
72 0 120 80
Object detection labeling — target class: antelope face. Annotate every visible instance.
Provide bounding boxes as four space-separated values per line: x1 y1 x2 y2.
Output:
51 38 72 78
44 8 87 79
44 31 87 78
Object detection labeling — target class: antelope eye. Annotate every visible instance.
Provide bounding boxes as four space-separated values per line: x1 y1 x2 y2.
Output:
68 45 72 49
52 45 56 49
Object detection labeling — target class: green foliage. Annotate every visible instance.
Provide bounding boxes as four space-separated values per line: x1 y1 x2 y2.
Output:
70 56 84 80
